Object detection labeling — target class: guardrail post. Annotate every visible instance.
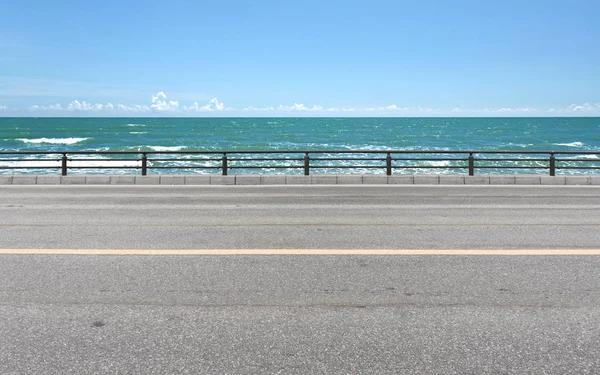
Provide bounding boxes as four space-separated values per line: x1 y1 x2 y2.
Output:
386 153 392 175
141 153 147 176
468 153 474 176
222 153 228 175
304 153 310 175
549 153 555 176
61 153 68 176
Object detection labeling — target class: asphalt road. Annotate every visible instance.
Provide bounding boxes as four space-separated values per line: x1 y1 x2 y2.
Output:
1 185 600 374
1 185 600 249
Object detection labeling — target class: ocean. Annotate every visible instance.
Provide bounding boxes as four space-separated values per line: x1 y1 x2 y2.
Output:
1 117 599 175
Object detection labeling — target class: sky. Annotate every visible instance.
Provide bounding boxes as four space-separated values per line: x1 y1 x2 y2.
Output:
0 0 599 117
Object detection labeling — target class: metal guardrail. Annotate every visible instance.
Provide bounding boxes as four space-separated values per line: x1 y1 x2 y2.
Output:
0 150 599 176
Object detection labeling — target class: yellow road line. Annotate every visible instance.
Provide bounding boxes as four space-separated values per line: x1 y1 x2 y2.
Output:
1 249 600 255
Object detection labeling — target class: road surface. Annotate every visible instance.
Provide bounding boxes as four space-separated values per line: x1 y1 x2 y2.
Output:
1 185 600 374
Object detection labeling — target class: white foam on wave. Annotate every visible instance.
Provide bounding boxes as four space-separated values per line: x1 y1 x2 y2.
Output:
126 123 146 127
562 154 599 160
149 146 185 152
130 132 148 135
0 158 141 168
17 137 89 145
555 142 584 147
429 160 451 167
507 143 534 148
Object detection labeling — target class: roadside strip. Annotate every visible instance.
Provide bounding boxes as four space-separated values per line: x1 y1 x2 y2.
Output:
2 249 600 255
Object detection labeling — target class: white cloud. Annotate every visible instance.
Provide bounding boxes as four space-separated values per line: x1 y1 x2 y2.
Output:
278 103 324 111
116 104 151 112
67 100 104 111
0 105 7 111
27 101 152 113
19 95 599 117
210 97 225 111
151 91 179 112
451 107 491 114
28 103 64 111
383 105 409 111
566 103 594 112
184 97 228 112
322 107 356 112
261 104 436 113
243 105 274 112
515 107 538 112
244 103 325 112
495 107 539 113
417 107 439 113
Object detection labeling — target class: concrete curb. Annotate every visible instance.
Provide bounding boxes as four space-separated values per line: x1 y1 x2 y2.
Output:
1 174 600 185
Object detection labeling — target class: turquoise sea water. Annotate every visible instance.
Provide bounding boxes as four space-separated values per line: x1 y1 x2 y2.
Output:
1 117 599 174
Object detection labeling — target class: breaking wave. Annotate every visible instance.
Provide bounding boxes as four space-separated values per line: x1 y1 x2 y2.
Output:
149 146 186 152
555 142 584 147
17 137 89 145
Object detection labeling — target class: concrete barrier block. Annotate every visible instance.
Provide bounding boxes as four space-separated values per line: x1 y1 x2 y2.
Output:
160 175 186 185
363 175 388 184
85 176 111 185
135 176 160 185
110 175 135 185
311 175 337 185
515 175 541 185
12 175 36 185
465 176 490 185
541 176 566 185
590 176 600 185
0 175 13 185
337 175 363 184
35 175 61 185
210 175 235 185
388 175 413 184
286 175 311 185
565 176 591 185
235 175 261 185
439 175 465 185
414 175 439 185
60 176 85 185
489 176 515 185
260 175 286 185
184 175 211 185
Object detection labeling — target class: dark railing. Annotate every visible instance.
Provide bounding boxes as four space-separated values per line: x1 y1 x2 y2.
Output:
1 150 599 176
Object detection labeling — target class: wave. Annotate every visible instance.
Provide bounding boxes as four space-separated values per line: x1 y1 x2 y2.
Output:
562 154 599 160
0 159 140 168
149 146 186 152
17 137 89 145
126 123 146 127
506 143 534 148
130 132 148 135
555 142 584 147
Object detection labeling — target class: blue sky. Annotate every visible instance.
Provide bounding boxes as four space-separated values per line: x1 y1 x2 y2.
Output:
1 0 599 116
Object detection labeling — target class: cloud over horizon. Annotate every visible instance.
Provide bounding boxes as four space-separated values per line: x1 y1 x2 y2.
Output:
151 92 179 112
184 97 228 112
7 93 600 117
